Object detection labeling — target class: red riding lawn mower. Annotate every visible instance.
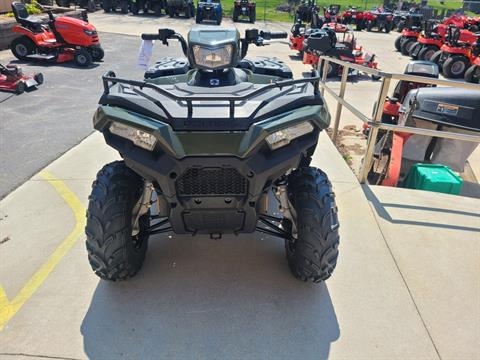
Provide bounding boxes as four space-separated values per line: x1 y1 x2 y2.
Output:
303 26 379 80
0 63 43 94
364 7 394 33
341 6 365 31
10 2 104 67
465 54 480 83
409 20 447 61
395 24 421 56
430 25 479 78
443 13 480 33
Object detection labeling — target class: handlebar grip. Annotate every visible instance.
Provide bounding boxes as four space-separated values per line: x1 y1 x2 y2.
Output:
141 34 159 40
261 31 288 40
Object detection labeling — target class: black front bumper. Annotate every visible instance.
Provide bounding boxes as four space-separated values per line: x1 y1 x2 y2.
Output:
105 130 318 235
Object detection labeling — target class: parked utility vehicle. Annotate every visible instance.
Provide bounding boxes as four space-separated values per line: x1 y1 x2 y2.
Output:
196 0 222 24
232 0 256 23
166 0 195 18
86 28 340 283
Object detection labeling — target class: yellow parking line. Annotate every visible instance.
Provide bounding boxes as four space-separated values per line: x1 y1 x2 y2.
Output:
0 171 86 331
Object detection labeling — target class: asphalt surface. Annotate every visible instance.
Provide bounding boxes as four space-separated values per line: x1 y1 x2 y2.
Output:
0 32 178 198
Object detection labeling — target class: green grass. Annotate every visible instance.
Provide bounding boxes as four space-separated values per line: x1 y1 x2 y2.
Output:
242 0 467 23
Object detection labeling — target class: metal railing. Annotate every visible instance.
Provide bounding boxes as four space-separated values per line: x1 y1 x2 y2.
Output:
317 55 480 184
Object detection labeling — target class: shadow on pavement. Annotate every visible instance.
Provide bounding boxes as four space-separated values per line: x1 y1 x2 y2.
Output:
81 233 340 359
362 184 480 232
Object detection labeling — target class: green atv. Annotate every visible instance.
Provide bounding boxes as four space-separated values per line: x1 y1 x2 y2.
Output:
86 28 340 283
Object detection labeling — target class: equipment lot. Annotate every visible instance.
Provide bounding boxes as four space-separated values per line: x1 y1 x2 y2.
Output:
0 15 479 360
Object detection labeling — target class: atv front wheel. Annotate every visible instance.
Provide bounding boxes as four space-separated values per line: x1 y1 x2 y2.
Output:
367 21 373 31
86 161 150 281
284 167 340 283
102 0 112 12
385 21 392 33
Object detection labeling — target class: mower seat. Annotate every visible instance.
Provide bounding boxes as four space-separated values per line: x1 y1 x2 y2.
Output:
11 2 45 33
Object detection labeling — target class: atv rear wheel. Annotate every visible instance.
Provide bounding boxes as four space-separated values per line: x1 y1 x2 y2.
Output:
102 0 112 12
367 20 373 31
11 36 35 60
74 48 93 67
396 20 405 32
442 55 469 78
355 19 364 31
418 45 438 61
284 167 340 283
86 161 150 281
464 65 479 84
385 21 392 33
120 0 128 13
168 6 174 16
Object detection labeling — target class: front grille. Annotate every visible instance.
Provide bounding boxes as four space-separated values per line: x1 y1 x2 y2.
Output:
176 167 248 196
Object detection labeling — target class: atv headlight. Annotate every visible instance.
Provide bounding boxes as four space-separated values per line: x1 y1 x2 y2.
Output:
192 45 233 69
265 122 314 150
109 122 157 151
84 29 97 36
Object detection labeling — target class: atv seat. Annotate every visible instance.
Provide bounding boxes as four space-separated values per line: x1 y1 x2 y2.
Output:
11 2 45 33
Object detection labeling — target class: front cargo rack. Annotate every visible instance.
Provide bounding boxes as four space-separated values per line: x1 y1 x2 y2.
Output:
101 70 321 120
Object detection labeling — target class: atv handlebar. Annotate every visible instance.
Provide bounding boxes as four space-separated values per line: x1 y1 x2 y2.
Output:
261 31 288 40
141 29 188 56
142 28 288 61
141 34 159 40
